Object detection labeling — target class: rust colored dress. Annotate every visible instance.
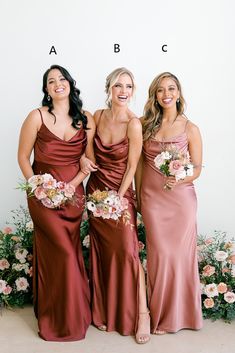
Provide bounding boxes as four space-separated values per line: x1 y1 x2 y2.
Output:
141 131 203 333
86 124 139 335
27 109 91 341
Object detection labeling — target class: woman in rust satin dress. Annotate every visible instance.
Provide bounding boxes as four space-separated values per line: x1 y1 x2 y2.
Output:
18 65 95 341
136 72 203 334
85 68 150 343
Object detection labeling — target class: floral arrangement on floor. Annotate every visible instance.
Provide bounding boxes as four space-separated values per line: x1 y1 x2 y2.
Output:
198 231 235 322
0 206 33 308
1 206 235 323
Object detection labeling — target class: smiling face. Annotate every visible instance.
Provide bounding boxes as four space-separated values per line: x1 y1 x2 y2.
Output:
156 77 180 109
110 73 133 107
46 68 70 101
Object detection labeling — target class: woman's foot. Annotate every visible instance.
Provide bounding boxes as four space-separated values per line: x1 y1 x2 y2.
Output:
135 312 151 344
97 325 107 331
153 329 166 335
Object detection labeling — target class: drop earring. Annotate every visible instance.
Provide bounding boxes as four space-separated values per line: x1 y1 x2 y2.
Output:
176 98 180 103
47 95 51 101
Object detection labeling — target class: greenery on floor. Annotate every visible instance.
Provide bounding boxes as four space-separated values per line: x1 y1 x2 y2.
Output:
1 207 235 322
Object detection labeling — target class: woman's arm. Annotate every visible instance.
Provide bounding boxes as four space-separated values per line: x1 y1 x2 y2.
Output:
166 122 203 189
135 152 144 210
18 110 41 180
118 118 143 198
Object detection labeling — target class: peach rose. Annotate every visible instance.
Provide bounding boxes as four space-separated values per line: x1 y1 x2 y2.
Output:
204 298 214 309
224 291 235 304
228 255 235 265
217 282 227 294
2 226 13 234
202 265 215 277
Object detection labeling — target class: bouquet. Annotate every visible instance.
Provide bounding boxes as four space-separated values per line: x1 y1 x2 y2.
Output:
18 173 75 209
87 189 129 222
198 231 235 322
154 144 193 188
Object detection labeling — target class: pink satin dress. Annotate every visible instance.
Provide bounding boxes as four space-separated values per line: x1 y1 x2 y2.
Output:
141 131 203 333
86 131 139 335
27 109 91 341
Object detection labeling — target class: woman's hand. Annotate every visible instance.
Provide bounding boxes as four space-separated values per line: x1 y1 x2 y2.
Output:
80 155 98 175
164 176 178 190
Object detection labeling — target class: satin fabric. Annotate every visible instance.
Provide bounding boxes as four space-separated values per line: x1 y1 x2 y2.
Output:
28 119 91 341
141 132 203 333
86 134 139 335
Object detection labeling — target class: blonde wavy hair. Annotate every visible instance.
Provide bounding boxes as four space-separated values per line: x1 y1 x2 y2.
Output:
105 67 136 108
142 72 186 141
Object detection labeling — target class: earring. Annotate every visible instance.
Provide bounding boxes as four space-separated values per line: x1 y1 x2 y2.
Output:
177 98 180 103
47 95 51 101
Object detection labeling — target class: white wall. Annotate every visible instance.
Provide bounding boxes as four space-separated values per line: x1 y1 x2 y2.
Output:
1 0 234 235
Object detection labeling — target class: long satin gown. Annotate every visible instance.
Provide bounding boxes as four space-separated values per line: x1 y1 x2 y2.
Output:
141 132 203 333
27 109 91 341
86 133 139 335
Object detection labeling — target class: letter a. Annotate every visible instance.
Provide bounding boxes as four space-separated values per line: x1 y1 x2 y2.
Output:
49 46 57 55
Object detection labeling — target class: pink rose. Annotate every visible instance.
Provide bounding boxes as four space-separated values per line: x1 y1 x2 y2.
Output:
120 197 129 210
15 277 29 291
228 255 235 265
215 250 228 261
138 241 145 251
205 238 214 245
169 160 183 175
204 298 214 309
202 265 215 277
224 291 235 303
41 197 54 209
64 183 75 198
2 226 13 234
217 282 227 294
3 285 12 295
0 259 10 270
34 186 47 200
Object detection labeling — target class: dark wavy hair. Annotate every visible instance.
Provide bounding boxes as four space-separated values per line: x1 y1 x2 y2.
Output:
42 64 87 129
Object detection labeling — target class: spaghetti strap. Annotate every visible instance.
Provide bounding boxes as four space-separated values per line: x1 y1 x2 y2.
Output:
37 109 44 123
96 109 105 129
184 119 189 132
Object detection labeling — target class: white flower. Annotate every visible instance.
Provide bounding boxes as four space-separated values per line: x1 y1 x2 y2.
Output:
12 263 29 274
215 251 228 262
186 164 194 176
51 193 64 206
82 235 90 248
15 277 29 291
204 283 218 297
0 279 7 293
231 267 235 277
15 248 28 263
162 151 171 160
154 154 164 168
175 169 186 181
103 197 114 206
26 221 34 231
224 291 235 304
0 258 10 270
87 201 97 212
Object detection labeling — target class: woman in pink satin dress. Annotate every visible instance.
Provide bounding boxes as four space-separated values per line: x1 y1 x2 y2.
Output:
18 65 95 341
84 68 150 344
136 72 203 334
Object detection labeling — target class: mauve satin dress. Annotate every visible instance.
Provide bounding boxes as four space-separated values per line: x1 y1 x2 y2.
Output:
141 132 203 333
86 133 139 335
27 110 91 341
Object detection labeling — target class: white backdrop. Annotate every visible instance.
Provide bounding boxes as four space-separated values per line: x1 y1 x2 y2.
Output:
0 0 234 235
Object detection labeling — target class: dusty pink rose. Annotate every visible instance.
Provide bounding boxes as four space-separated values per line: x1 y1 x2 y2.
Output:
34 186 47 200
0 259 10 270
3 285 12 295
0 280 7 293
41 197 54 209
204 298 215 309
2 226 13 234
27 254 33 262
224 291 235 303
64 183 75 198
215 250 228 261
56 181 66 190
204 283 218 297
120 197 129 210
202 265 215 277
15 277 29 291
169 160 183 175
217 282 227 294
205 238 214 245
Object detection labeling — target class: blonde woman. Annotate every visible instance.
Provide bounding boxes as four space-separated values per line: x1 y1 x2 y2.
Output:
85 68 150 343
136 72 203 334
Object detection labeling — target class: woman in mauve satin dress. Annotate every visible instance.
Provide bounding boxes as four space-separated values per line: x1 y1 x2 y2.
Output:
136 72 203 334
83 68 150 344
18 65 96 341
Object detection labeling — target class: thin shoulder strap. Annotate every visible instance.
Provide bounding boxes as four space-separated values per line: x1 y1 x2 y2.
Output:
184 119 189 132
37 109 44 123
96 109 104 129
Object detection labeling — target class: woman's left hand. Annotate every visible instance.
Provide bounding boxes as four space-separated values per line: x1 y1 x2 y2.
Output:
164 176 177 190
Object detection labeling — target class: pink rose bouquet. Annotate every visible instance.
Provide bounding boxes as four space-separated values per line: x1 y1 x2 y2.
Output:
87 189 130 222
19 173 75 209
154 144 193 188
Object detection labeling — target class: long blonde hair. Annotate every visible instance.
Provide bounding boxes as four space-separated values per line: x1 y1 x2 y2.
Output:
105 67 136 108
142 72 185 141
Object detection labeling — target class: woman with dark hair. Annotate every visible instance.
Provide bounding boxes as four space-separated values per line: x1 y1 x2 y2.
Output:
136 72 203 334
84 68 150 344
18 65 95 341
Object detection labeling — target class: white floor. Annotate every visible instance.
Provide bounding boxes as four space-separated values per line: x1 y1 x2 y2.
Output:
0 306 235 353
